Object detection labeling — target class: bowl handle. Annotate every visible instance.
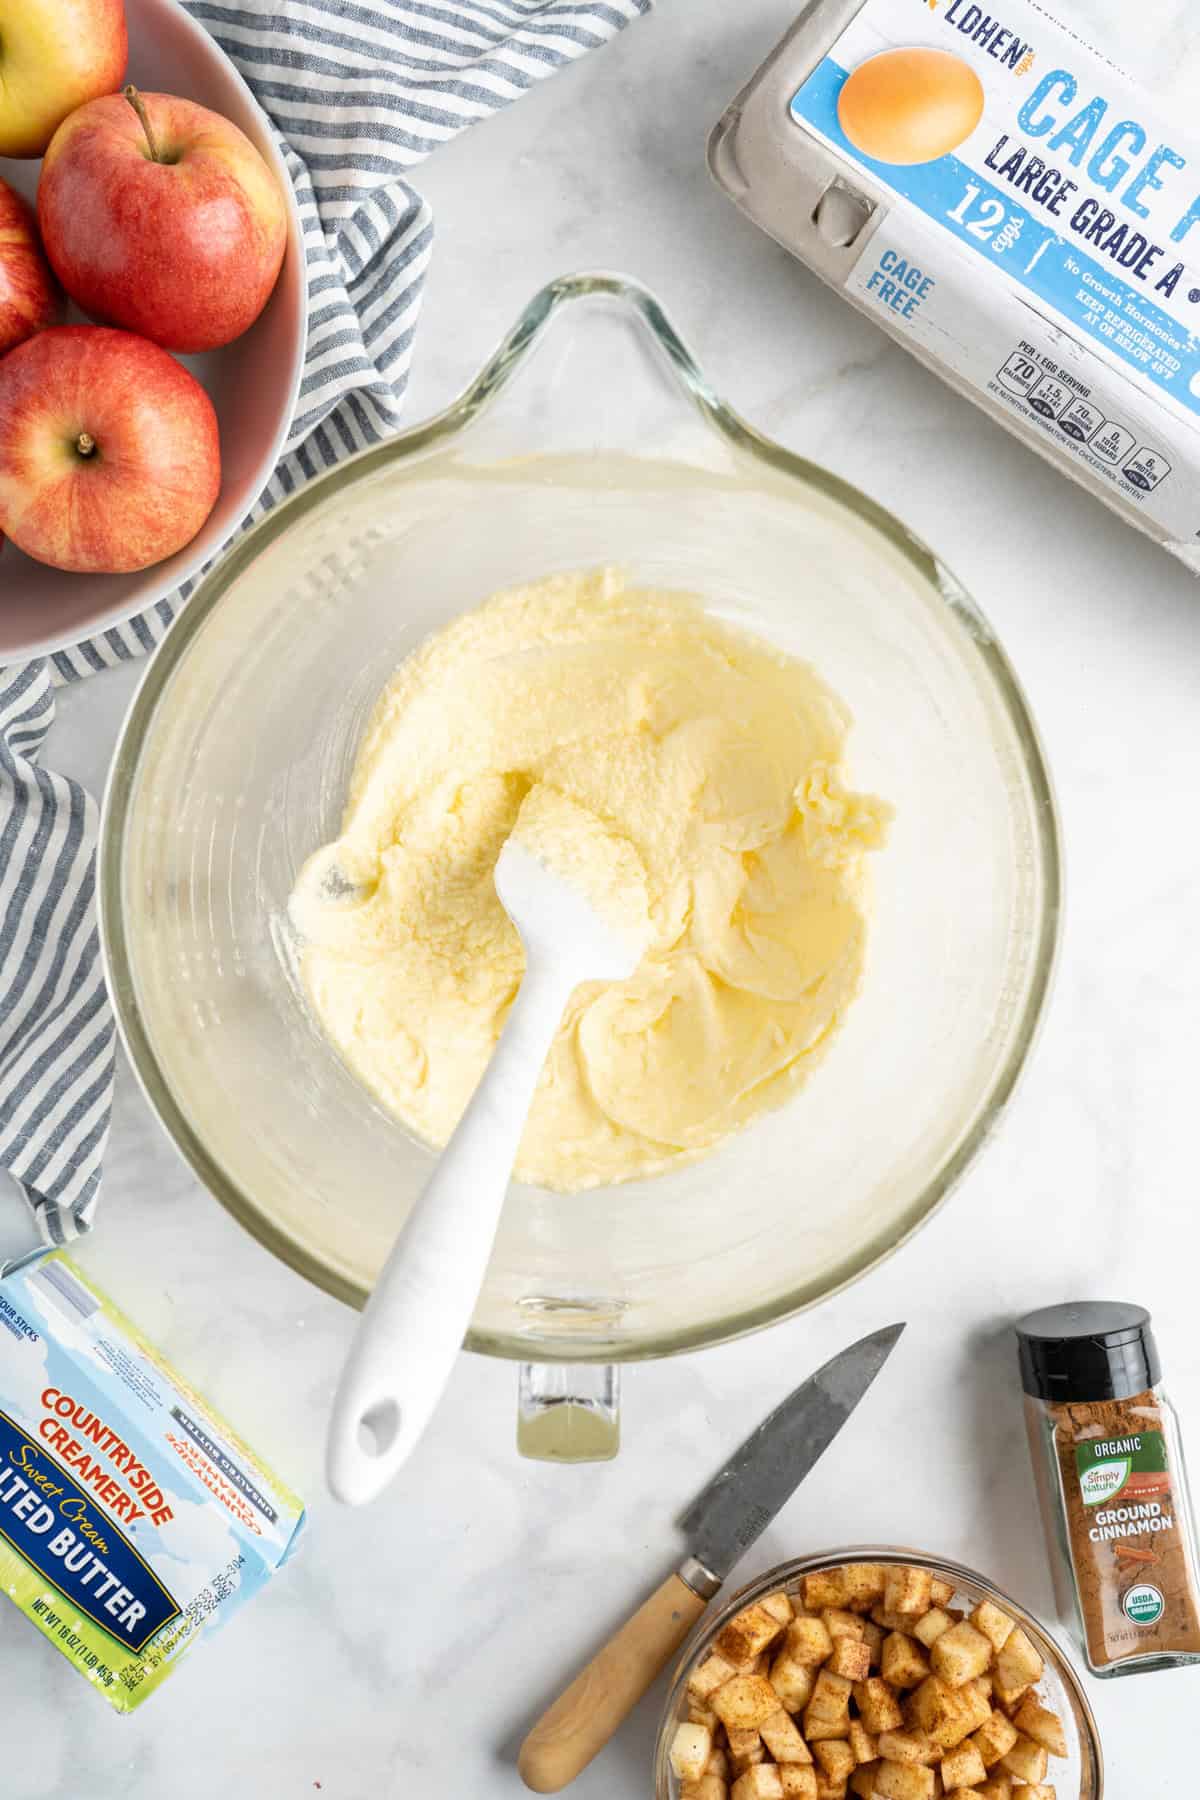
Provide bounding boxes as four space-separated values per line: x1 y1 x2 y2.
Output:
517 1363 620 1462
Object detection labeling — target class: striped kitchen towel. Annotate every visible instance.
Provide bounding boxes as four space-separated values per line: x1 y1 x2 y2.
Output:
0 0 650 1248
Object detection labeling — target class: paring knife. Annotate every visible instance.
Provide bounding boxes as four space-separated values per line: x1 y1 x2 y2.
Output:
517 1322 905 1793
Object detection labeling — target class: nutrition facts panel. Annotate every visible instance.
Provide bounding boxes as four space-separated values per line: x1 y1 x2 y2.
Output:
995 348 1174 494
987 340 1195 531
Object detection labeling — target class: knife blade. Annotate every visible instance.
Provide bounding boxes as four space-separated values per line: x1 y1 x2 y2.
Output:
678 1321 906 1593
517 1322 905 1793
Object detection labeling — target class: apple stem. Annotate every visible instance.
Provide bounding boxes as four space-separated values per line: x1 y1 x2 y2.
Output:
123 86 163 163
76 433 97 458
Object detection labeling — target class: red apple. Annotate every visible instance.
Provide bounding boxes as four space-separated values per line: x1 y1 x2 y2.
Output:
38 87 288 353
0 326 220 574
0 178 60 356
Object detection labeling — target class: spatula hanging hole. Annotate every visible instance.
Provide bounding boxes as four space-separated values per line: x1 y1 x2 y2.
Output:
358 1398 401 1458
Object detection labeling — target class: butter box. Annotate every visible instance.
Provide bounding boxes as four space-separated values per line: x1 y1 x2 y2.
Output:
0 1253 305 1711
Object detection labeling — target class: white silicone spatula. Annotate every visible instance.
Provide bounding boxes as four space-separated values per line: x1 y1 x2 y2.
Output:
326 791 650 1504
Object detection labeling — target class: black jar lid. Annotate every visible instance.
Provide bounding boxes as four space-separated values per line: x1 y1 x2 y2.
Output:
1015 1302 1161 1403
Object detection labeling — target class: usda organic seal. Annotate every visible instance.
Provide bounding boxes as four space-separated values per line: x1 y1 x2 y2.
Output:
1123 1583 1166 1626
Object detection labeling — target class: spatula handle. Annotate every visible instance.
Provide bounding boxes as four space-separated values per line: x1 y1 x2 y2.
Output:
326 959 576 1505
518 1571 709 1793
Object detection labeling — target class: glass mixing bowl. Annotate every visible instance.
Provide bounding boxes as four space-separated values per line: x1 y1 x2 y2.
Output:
654 1549 1103 1798
99 274 1060 1443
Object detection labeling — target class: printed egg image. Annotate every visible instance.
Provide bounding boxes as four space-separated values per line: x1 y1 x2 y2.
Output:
837 47 984 165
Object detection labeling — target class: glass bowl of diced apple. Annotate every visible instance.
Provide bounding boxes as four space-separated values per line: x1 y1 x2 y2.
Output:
655 1550 1102 1800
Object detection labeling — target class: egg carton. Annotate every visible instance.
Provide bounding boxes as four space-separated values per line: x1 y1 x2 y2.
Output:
709 0 1200 571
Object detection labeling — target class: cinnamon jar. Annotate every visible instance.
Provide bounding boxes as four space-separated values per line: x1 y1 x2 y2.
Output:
1017 1301 1200 1678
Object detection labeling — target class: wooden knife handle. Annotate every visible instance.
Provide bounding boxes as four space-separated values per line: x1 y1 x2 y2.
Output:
518 1571 709 1793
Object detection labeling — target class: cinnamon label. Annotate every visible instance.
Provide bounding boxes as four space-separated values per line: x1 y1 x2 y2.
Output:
1053 1393 1200 1668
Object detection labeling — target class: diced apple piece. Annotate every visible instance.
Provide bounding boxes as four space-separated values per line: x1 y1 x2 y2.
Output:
787 1616 836 1667
681 1780 727 1800
689 1702 719 1730
690 1653 739 1703
672 1724 715 1783
804 1714 852 1744
929 1580 955 1608
875 1730 937 1766
733 1769 784 1800
930 1622 992 1688
884 1567 933 1617
726 1729 765 1775
919 1712 972 1755
780 1772 819 1800
853 1678 904 1735
828 1637 872 1683
881 1634 930 1690
813 1741 856 1781
958 1681 993 1735
872 1763 934 1800
1020 1788 1057 1800
715 1677 783 1732
708 1747 731 1780
992 1676 1030 1712
871 1607 924 1634
719 1604 790 1668
994 1627 1043 1697
969 1600 1014 1654
939 1741 987 1790
815 1777 849 1800
807 1670 853 1721
1011 1696 1068 1759
861 1622 884 1667
762 1709 813 1765
803 1571 849 1611
770 1656 816 1714
973 1783 1013 1800
848 1769 880 1800
840 1565 888 1612
903 1677 968 1748
762 1591 796 1626
823 1608 868 1642
911 1609 953 1650
848 1721 878 1766
971 1709 1019 1768
1000 1732 1048 1784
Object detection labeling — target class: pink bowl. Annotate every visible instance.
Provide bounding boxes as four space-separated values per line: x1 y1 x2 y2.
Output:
0 0 308 661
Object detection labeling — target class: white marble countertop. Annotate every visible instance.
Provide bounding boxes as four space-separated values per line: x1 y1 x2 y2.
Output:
8 2 1200 1794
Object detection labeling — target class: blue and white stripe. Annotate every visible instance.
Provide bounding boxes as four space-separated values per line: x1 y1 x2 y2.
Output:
0 666 112 1240
0 0 649 1243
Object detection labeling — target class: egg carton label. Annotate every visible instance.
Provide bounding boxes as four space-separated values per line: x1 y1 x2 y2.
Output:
847 208 1200 539
0 1254 305 1712
710 0 1200 562
789 0 1200 421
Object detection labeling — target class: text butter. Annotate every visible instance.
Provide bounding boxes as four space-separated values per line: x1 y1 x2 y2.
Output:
0 1256 304 1711
710 0 1200 568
